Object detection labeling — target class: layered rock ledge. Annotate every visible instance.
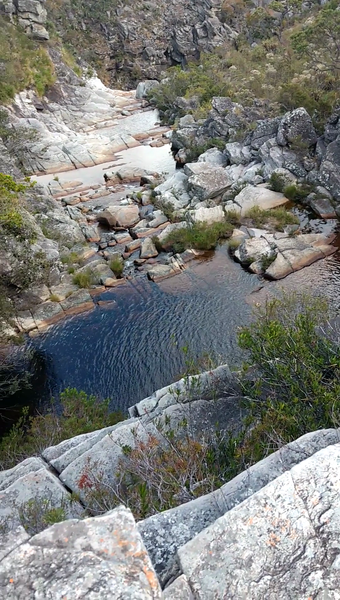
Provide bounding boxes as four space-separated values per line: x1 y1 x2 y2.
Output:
1 366 340 598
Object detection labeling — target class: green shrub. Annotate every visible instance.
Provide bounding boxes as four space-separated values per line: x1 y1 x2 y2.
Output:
244 206 299 231
164 220 238 253
73 270 94 288
268 172 286 193
237 292 340 466
283 184 312 202
0 17 56 102
109 257 123 278
0 388 124 470
18 497 68 535
49 294 61 302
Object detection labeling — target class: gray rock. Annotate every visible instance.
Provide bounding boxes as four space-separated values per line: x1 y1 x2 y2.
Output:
233 184 289 215
0 457 47 492
60 289 94 313
189 205 225 224
184 163 232 201
58 420 158 499
147 210 168 228
154 171 191 210
235 237 275 265
224 142 252 165
97 205 140 228
319 137 340 201
197 148 227 167
136 80 160 99
140 237 158 259
163 575 194 599
179 115 196 128
178 441 340 599
307 195 336 219
147 263 181 282
250 118 281 150
277 107 317 148
0 467 82 531
0 507 162 599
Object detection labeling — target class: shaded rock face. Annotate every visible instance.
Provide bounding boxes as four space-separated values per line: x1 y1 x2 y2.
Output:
68 0 233 85
0 0 49 39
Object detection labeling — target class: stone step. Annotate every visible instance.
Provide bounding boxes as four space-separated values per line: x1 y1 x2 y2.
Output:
0 467 83 532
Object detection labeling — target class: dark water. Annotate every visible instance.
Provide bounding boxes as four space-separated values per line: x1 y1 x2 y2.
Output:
23 245 260 417
3 218 340 434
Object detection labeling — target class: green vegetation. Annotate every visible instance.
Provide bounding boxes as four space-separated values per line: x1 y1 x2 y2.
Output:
109 257 123 278
0 388 123 470
18 496 68 535
243 206 299 231
268 172 286 193
164 216 240 253
73 270 94 288
237 292 340 465
0 173 36 241
283 183 312 202
150 2 340 130
0 16 55 102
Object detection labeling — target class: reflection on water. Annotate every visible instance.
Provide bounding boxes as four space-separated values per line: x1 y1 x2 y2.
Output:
5 225 340 428
35 144 175 188
27 245 260 416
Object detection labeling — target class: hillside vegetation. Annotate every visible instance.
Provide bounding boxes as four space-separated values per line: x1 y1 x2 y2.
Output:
150 1 340 131
0 16 56 103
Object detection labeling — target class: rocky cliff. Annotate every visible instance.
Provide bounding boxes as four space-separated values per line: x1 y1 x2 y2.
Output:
1 0 49 40
45 0 236 86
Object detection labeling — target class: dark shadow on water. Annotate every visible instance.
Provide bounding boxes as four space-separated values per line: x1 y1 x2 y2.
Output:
0 347 56 437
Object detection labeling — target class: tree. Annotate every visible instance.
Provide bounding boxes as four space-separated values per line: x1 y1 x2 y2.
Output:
291 3 340 76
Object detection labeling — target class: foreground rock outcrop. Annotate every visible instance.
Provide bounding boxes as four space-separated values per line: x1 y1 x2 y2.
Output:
1 406 340 598
0 507 162 599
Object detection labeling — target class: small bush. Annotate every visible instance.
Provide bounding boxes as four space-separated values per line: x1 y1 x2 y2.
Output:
165 218 240 253
244 206 299 231
283 184 312 203
18 496 68 535
49 294 61 302
268 172 286 193
0 388 124 470
109 257 123 278
77 422 237 520
73 270 94 288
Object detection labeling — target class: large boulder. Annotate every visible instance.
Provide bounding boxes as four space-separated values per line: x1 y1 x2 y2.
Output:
184 163 232 201
224 142 252 165
197 148 227 167
135 80 160 99
177 442 340 599
0 507 162 599
190 205 225 224
97 205 140 228
318 137 340 201
235 237 275 265
277 107 317 148
232 185 289 215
